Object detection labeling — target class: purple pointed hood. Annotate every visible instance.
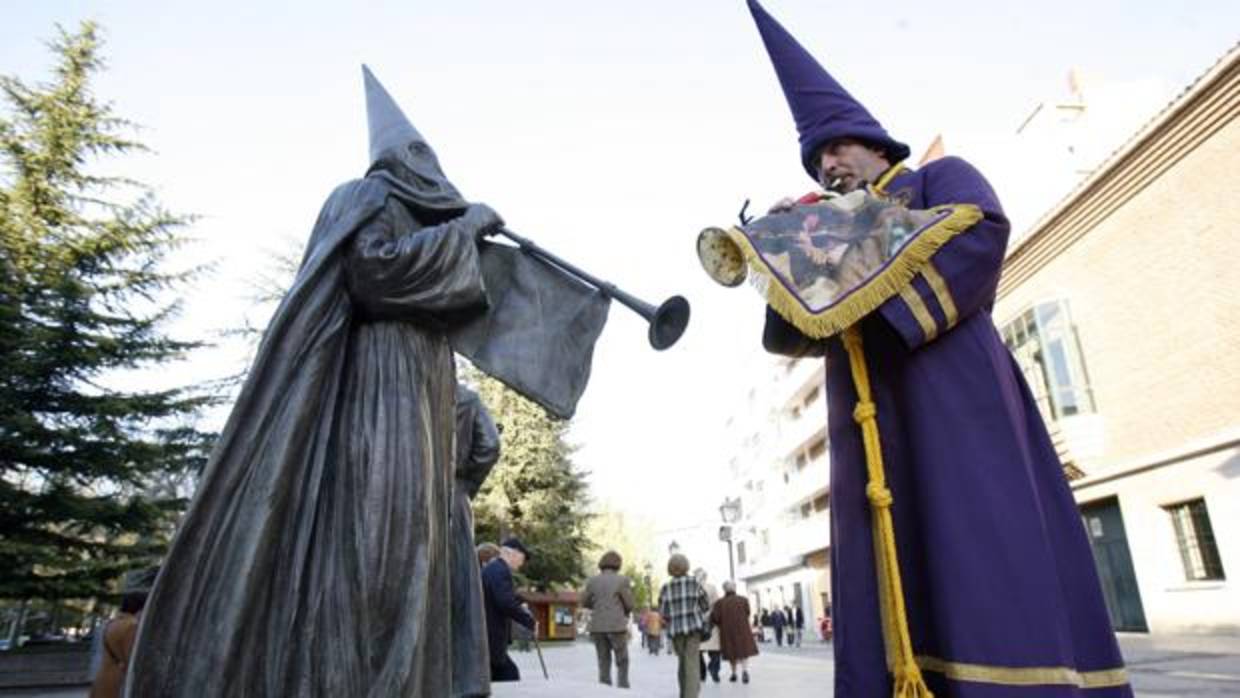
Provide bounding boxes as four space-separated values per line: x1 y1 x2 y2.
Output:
747 0 910 181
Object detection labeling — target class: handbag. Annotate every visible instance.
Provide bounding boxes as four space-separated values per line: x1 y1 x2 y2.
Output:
699 615 714 642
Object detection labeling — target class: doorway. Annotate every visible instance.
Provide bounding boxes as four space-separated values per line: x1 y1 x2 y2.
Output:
1080 497 1148 632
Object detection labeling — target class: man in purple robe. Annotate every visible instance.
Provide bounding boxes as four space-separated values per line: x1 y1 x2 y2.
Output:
745 2 1132 696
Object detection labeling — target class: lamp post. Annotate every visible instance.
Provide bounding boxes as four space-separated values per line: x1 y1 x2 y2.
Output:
719 497 742 582
643 561 654 608
668 540 681 557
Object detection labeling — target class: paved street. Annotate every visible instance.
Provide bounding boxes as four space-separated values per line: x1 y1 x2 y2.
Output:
493 634 1240 698
1114 632 1240 697
6 634 1239 697
495 637 833 697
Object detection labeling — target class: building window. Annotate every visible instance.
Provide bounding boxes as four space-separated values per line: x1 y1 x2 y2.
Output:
737 541 747 565
800 502 812 518
812 493 829 512
1001 299 1095 422
803 386 820 409
795 452 808 470
1166 499 1225 581
807 437 827 463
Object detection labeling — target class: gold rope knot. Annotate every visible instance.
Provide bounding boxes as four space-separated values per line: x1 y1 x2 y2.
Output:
853 401 877 423
866 483 893 508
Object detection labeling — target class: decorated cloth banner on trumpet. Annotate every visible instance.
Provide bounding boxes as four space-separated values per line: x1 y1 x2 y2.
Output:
697 189 980 341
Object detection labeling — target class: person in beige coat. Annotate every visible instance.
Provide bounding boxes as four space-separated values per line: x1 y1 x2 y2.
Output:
582 550 636 688
694 569 722 683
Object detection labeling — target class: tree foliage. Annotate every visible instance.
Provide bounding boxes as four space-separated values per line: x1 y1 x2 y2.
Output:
0 22 215 600
582 507 657 604
464 364 593 591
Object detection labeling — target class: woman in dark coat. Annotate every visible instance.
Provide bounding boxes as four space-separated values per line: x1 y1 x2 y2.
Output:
710 581 759 684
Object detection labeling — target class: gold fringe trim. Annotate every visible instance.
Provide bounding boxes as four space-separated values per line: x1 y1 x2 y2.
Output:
727 204 982 339
843 327 935 698
916 656 1130 689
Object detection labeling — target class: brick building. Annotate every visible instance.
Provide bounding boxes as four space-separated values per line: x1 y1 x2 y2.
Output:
993 46 1240 635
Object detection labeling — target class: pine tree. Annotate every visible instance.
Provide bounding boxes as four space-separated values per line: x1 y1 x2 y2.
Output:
464 365 593 590
0 22 215 601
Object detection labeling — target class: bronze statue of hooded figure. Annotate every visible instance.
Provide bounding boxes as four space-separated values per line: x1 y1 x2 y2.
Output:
127 66 502 697
450 383 502 697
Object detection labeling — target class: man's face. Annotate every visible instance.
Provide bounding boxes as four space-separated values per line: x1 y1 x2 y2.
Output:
817 139 890 192
504 548 526 572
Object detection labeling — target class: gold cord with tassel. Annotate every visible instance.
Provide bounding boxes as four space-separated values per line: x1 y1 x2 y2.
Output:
842 326 934 698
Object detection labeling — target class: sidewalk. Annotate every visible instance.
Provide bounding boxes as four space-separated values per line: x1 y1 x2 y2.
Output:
1118 632 1240 697
495 638 833 698
492 634 1240 698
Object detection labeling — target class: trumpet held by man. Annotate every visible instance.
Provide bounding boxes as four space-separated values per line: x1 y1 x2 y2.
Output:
698 188 980 341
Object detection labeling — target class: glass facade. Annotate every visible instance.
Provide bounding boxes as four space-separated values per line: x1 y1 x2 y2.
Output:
1001 299 1096 422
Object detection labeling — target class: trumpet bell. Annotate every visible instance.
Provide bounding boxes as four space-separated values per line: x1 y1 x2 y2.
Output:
648 295 690 350
697 227 747 287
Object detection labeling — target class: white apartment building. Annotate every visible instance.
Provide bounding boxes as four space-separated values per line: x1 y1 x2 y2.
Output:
726 354 832 627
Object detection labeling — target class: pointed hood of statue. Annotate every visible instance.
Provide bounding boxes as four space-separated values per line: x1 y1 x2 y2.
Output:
362 65 467 212
364 65 424 163
746 0 910 181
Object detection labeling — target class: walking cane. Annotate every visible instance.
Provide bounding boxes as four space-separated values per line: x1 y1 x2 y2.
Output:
532 621 549 679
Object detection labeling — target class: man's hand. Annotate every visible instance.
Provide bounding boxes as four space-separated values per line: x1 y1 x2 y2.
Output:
465 203 504 239
768 197 798 214
768 191 826 214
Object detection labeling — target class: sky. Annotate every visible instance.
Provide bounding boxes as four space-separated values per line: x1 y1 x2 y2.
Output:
3 1 1237 571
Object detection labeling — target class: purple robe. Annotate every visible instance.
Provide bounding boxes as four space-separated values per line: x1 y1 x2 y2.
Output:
764 156 1131 697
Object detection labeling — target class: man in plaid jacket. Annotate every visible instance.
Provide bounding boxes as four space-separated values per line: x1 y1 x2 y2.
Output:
658 554 710 698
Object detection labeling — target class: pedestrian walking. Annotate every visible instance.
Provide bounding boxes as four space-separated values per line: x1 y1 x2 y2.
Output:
477 541 500 567
91 569 154 698
658 554 710 698
710 581 759 685
482 538 537 682
644 607 664 655
637 606 649 650
694 569 722 683
792 605 805 647
770 607 787 647
582 551 636 688
782 605 796 648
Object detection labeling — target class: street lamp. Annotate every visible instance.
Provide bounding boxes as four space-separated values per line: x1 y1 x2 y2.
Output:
719 497 742 523
668 540 681 557
643 561 654 607
719 497 742 582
